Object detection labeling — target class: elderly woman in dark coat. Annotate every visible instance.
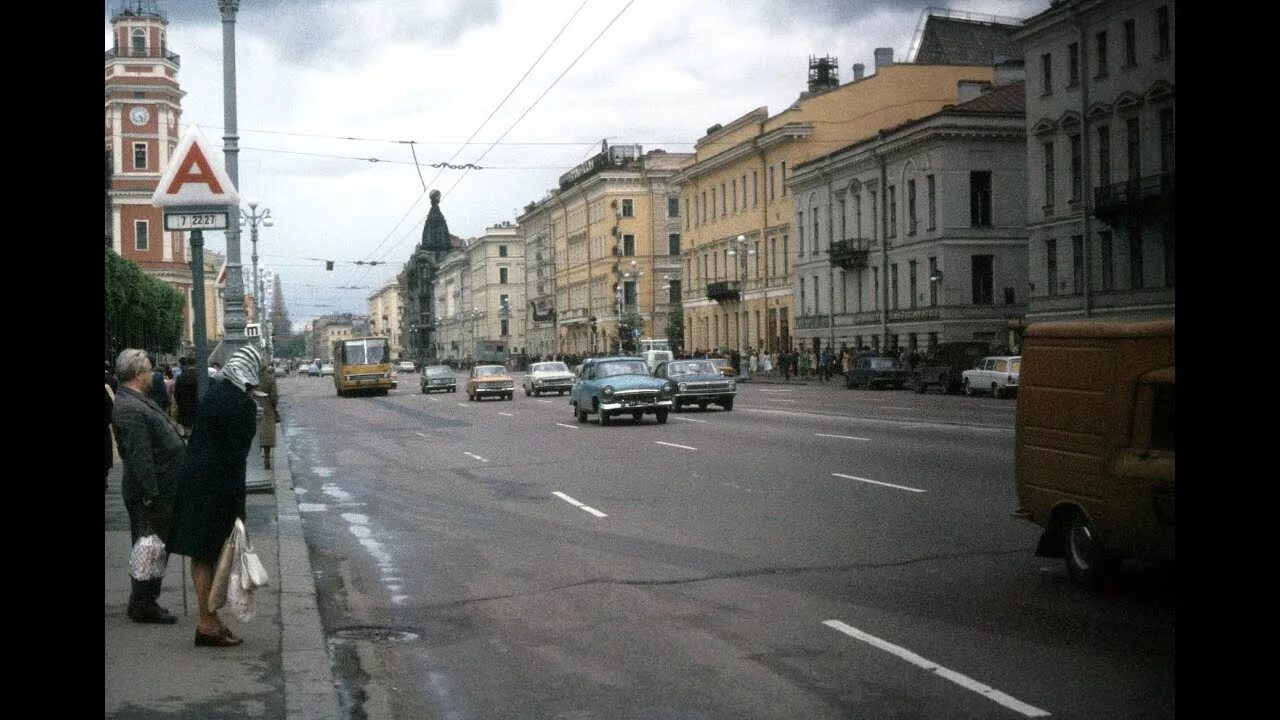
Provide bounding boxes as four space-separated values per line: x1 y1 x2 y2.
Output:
167 345 263 647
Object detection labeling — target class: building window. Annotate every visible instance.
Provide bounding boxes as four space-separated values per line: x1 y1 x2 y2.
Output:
753 170 759 206
135 220 149 251
872 267 879 311
131 28 146 54
1072 235 1084 294
721 183 727 217
741 175 747 210
754 241 761 277
928 256 938 306
732 180 737 213
623 234 635 256
909 260 918 308
797 211 805 253
1126 117 1142 182
1100 230 1115 291
711 190 717 219
1096 31 1109 78
799 278 806 316
1068 42 1080 87
668 279 681 303
668 197 680 217
499 245 508 257
668 233 681 255
907 180 917 235
888 185 897 238
133 142 147 170
781 162 787 196
971 255 993 305
811 210 819 254
1045 239 1058 297
970 171 992 227
501 319 509 336
870 190 878 239
768 166 775 201
838 197 847 241
1097 125 1112 186
1123 19 1137 67
621 199 634 218
855 193 863 236
684 198 690 229
700 192 706 223
1069 135 1082 202
499 267 508 284
624 280 637 306
782 235 789 276
1043 142 1056 212
1129 225 1144 289
926 175 936 230
1041 53 1052 95
890 263 899 309
812 275 820 314
1160 108 1174 174
1156 6 1171 58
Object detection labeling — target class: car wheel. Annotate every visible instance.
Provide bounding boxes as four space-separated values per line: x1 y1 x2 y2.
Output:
525 386 531 396
632 412 643 422
468 393 474 402
1065 509 1115 589
507 393 513 401
992 383 1002 399
599 409 611 426
575 403 588 423
656 409 669 424
421 386 427 394
964 379 974 397
722 398 733 412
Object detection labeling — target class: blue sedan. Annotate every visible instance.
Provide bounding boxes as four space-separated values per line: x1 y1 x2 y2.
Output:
570 356 676 426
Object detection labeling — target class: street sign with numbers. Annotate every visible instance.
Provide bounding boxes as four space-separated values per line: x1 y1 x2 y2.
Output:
164 209 229 231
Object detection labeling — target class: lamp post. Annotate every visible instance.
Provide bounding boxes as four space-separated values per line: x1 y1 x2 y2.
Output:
216 0 248 353
240 198 272 329
727 234 755 356
620 260 644 354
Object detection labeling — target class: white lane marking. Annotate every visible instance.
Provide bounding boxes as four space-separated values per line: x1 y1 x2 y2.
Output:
552 491 608 517
759 389 795 393
674 416 708 423
555 423 579 429
348 525 372 539
816 433 871 441
464 452 488 463
341 513 369 524
321 484 352 502
655 441 697 451
311 467 334 477
415 431 426 438
823 620 1051 718
293 488 307 495
536 399 554 404
498 412 514 417
832 473 926 493
742 407 1014 433
456 402 469 407
391 595 408 605
767 398 798 403
298 503 328 512
880 406 915 411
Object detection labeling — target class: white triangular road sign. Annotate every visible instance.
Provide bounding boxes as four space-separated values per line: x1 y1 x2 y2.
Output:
151 125 239 207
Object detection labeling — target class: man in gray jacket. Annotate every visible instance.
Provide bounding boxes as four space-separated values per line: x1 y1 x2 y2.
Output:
112 348 186 624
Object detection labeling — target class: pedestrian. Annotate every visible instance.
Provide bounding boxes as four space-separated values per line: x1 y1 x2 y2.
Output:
173 356 198 439
748 348 758 376
781 350 791 381
256 360 281 470
168 345 264 648
207 361 222 379
112 349 185 625
148 357 171 413
819 348 831 382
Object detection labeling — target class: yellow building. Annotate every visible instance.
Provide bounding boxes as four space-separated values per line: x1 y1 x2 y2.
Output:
673 52 997 355
367 280 404 360
519 143 691 356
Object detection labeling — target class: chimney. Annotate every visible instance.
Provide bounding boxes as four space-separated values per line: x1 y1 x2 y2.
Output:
853 63 865 81
874 48 894 72
957 81 990 103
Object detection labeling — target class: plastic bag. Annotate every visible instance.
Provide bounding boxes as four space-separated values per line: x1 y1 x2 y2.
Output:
224 518 269 622
129 534 168 581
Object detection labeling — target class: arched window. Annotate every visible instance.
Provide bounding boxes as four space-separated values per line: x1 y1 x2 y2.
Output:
131 28 146 55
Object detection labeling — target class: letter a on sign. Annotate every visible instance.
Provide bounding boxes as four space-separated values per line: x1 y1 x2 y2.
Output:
151 125 240 208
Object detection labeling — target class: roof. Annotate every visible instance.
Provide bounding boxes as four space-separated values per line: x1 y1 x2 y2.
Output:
946 80 1025 115
913 14 1022 65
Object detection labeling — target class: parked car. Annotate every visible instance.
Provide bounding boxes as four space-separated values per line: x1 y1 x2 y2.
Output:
523 361 575 396
845 355 907 390
962 356 1021 398
466 365 514 401
570 356 675 425
396 361 416 373
307 363 321 377
419 365 457 393
654 359 735 411
320 363 335 377
911 342 989 394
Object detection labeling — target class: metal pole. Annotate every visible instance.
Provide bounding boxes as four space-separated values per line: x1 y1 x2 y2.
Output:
217 0 247 349
251 220 259 325
190 230 209 399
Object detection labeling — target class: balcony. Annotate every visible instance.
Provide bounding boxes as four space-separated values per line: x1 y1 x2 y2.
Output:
829 239 870 270
1094 172 1175 224
559 307 590 325
105 47 181 66
706 280 741 303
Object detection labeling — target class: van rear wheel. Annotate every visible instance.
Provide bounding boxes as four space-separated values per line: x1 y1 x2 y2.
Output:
1065 510 1115 589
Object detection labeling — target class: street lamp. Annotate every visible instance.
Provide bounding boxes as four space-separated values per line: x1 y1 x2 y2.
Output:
619 260 644 353
240 198 272 328
726 234 756 355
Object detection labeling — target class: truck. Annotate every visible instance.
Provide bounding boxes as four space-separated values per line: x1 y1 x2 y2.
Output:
637 338 673 373
911 341 989 394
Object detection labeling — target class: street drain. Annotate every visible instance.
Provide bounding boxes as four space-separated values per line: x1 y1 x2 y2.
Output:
331 626 419 643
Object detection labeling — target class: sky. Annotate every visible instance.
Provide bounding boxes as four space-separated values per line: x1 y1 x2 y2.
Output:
107 0 1050 330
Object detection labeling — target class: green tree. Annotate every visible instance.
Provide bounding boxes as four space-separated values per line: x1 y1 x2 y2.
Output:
665 312 684 355
105 247 184 359
617 311 644 354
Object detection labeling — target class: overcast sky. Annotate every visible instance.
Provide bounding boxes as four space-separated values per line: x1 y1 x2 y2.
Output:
107 0 1050 329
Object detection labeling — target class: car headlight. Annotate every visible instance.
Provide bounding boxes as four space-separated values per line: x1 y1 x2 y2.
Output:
662 382 676 396
602 385 615 396
678 382 688 392
727 379 736 390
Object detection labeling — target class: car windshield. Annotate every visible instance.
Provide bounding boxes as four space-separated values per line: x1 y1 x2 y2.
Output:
868 358 896 369
475 366 506 377
532 362 568 373
595 361 650 378
668 361 717 376
426 367 452 377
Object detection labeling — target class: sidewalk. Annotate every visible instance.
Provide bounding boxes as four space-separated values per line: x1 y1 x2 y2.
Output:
105 428 339 719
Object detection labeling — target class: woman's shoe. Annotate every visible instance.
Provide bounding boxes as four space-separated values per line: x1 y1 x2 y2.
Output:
195 629 243 647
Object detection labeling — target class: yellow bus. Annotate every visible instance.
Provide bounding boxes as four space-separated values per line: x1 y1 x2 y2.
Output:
332 336 395 396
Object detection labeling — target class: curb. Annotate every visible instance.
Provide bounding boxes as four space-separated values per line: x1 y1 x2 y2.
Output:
274 429 342 719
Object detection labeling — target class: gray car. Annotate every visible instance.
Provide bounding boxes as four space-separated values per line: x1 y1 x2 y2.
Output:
654 359 736 411
419 365 457 393
523 361 575 396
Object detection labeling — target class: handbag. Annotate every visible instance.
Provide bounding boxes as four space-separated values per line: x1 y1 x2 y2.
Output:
129 534 168 581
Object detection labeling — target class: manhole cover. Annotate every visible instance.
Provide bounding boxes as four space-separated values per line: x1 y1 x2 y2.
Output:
330 626 419 643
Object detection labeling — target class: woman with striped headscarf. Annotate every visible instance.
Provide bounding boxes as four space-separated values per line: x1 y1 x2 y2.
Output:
167 345 263 647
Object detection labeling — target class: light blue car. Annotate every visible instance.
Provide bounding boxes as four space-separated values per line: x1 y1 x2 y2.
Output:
570 356 676 426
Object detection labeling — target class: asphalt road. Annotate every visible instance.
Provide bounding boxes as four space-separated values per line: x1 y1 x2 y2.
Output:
281 371 1174 720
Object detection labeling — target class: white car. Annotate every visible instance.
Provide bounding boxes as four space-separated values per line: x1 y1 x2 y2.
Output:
522 361 576 396
962 355 1020 399
396 361 416 373
320 363 335 377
